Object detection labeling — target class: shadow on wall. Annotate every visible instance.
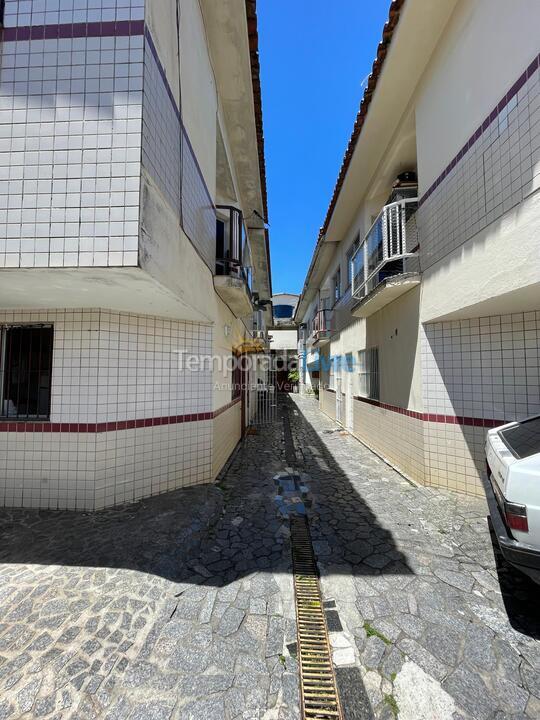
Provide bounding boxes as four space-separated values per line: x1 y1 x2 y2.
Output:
365 285 420 409
422 310 540 487
0 400 413 589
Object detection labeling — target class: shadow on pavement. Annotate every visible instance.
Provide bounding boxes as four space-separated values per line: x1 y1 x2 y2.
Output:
0 396 413 590
488 521 540 641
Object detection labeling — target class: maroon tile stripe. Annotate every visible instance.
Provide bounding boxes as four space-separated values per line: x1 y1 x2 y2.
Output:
1 20 145 41
352 395 504 429
0 398 241 434
419 53 540 207
213 397 242 419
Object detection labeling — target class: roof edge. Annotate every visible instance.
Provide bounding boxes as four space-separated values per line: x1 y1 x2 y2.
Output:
245 0 268 223
295 0 407 319
245 0 272 298
320 0 407 238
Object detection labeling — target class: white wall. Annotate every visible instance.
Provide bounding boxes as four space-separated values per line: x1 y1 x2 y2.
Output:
270 329 297 351
415 0 540 193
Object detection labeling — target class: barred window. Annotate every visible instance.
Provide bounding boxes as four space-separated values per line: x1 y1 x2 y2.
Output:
0 325 53 420
358 347 379 401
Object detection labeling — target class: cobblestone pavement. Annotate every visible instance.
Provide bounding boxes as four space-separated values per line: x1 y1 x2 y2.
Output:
0 422 300 720
288 394 540 720
1 395 539 720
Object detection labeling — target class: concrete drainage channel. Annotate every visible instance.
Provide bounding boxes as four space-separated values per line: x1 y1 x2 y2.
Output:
277 404 344 720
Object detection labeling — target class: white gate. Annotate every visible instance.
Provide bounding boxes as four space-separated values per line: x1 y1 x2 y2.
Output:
250 355 278 426
335 376 343 425
345 353 354 431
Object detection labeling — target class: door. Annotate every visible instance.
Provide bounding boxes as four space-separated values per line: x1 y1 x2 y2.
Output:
345 353 354 431
335 376 342 425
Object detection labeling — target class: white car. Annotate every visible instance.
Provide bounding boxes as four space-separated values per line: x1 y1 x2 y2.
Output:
485 416 540 584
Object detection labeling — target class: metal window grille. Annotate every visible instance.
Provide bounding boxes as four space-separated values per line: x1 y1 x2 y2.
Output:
0 325 53 420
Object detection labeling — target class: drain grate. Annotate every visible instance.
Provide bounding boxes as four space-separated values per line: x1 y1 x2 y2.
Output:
290 516 343 719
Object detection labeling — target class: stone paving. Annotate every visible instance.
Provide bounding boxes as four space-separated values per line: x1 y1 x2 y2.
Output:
0 427 300 720
0 394 539 719
288 394 540 720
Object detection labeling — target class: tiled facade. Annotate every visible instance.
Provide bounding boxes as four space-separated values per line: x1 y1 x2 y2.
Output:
335 310 540 497
420 311 540 495
320 388 336 421
0 309 215 509
352 399 425 485
0 1 145 269
0 1 269 510
141 30 215 270
0 0 216 271
308 49 540 498
212 401 241 478
419 56 540 269
3 1 145 26
422 313 540 423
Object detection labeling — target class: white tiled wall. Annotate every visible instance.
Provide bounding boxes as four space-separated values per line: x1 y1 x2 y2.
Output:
141 37 216 270
0 308 212 423
421 311 540 495
0 308 214 509
422 312 540 422
3 0 145 26
141 39 181 217
212 401 241 479
419 61 540 269
0 5 144 268
352 400 426 484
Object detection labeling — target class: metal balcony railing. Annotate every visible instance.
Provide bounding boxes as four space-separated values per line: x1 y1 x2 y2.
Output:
351 198 419 300
215 205 253 294
313 308 332 341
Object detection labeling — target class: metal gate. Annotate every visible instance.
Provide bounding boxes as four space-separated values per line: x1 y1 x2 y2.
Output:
247 354 278 426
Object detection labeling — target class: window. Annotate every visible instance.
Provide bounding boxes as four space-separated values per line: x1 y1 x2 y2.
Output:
333 268 341 305
346 235 361 287
273 304 294 320
358 347 379 401
0 325 53 420
328 356 336 390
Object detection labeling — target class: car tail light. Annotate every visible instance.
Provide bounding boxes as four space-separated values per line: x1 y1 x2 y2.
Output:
504 501 529 533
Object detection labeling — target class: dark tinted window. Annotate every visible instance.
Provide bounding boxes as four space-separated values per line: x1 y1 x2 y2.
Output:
1 326 53 420
499 417 540 459
274 304 294 319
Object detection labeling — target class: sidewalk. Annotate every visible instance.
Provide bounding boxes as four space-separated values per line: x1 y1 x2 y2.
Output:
0 394 539 719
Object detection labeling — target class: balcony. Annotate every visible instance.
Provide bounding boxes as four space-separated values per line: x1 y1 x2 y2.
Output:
312 308 333 345
351 198 420 317
214 205 253 317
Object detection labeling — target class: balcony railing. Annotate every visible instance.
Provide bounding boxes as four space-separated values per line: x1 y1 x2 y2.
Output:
313 308 333 342
216 205 253 294
351 198 419 300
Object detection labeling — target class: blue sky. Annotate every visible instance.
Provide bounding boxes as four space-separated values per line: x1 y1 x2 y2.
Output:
258 0 391 296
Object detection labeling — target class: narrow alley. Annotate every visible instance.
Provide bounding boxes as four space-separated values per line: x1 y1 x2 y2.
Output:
1 395 538 720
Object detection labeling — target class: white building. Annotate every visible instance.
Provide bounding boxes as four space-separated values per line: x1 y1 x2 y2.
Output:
296 0 540 497
0 0 272 509
268 292 298 392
